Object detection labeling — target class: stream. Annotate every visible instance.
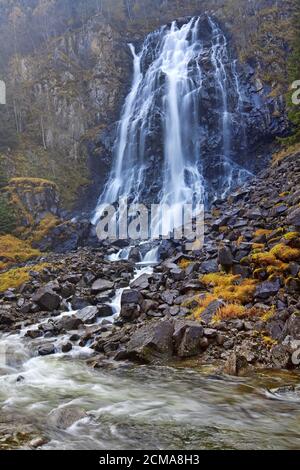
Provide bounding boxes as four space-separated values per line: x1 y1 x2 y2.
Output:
1 331 300 450
1 252 300 450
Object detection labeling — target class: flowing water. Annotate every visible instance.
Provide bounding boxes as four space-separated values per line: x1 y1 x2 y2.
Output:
1 15 299 451
1 328 300 450
93 15 252 229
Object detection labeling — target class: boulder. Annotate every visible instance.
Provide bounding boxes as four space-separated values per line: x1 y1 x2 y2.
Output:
287 207 300 227
76 306 99 324
283 314 300 340
218 246 233 269
255 279 281 300
200 259 218 274
54 315 83 332
201 299 224 324
38 344 55 356
126 320 174 363
223 352 249 376
32 288 61 311
91 279 114 294
130 273 151 290
121 290 144 306
173 321 204 358
48 406 87 430
97 304 114 317
61 342 73 353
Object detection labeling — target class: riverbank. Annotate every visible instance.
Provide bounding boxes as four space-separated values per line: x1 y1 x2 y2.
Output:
1 151 300 449
1 152 300 371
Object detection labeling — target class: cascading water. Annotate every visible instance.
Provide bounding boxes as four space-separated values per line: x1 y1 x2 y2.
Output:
93 15 254 230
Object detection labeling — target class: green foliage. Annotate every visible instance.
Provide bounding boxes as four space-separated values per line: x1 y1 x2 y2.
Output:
0 161 16 234
0 193 16 234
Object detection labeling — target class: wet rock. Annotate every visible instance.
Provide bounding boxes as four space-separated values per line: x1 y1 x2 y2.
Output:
77 306 99 324
91 279 114 294
97 304 114 317
32 288 61 312
223 352 249 376
54 315 83 332
126 320 174 363
29 437 49 449
25 329 43 339
48 406 87 430
38 344 55 356
61 342 73 353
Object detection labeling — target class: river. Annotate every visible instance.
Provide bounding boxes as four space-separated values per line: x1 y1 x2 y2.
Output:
1 326 300 450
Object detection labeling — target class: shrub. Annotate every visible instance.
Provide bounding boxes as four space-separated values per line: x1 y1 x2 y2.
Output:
0 235 41 271
0 194 17 234
0 263 49 292
270 243 300 262
213 304 246 322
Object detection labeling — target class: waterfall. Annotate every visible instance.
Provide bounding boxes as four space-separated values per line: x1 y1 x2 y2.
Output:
93 15 252 230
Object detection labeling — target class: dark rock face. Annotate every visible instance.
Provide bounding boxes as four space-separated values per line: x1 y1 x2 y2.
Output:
0 0 292 215
95 14 283 208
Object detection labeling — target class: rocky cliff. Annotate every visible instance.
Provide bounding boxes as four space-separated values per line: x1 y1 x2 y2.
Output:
0 0 297 211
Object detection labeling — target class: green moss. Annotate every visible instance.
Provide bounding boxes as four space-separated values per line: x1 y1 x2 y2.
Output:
0 262 49 292
0 235 41 271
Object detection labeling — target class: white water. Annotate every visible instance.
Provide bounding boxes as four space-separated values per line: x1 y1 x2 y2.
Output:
93 16 252 232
